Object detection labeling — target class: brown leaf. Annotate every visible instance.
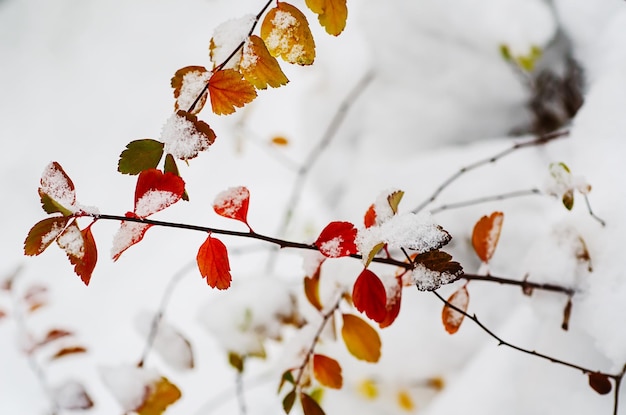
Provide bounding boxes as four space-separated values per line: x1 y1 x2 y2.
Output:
261 2 316 65
240 35 289 89
24 216 71 256
300 392 326 415
304 268 323 311
313 354 343 389
305 0 348 36
588 372 612 395
472 212 504 263
341 313 381 362
208 69 257 115
411 250 463 291
50 346 88 361
171 66 210 114
442 285 469 334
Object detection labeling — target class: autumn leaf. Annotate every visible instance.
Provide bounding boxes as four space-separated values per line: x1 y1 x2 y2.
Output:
379 278 402 329
197 234 232 289
213 186 251 228
305 0 348 36
171 65 210 114
134 169 185 218
411 250 463 291
24 216 70 256
261 2 316 65
111 214 152 262
240 35 289 89
352 269 387 323
300 392 326 415
33 328 73 351
117 139 165 175
471 211 504 263
54 380 94 410
50 346 88 361
341 313 381 362
39 162 77 216
364 204 377 228
163 154 189 201
313 354 343 389
315 221 358 258
442 285 469 334
283 389 296 413
304 268 323 311
208 69 257 115
160 110 216 161
357 378 378 399
397 389 415 411
136 376 182 415
271 136 289 146
56 221 98 286
588 372 612 395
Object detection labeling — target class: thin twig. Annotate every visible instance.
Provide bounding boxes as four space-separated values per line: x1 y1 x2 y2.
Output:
430 188 542 214
412 130 569 214
583 194 606 227
236 365 247 415
462 274 575 296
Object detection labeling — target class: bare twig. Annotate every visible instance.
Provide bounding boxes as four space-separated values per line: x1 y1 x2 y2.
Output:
236 365 247 415
430 188 542 214
412 129 569 214
462 273 575 296
583 194 606 227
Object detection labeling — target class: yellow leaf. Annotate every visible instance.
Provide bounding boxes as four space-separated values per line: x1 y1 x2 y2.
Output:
357 378 378 399
313 354 343 389
397 389 415 411
136 376 182 415
341 313 381 362
261 2 316 65
240 35 289 89
208 69 257 115
305 0 348 36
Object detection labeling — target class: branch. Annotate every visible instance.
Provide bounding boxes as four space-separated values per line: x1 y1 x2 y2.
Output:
412 129 569 214
462 273 575 296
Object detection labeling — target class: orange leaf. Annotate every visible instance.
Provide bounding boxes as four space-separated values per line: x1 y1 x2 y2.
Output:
305 0 348 36
314 221 358 258
588 372 612 395
352 269 387 323
171 66 210 114
50 346 88 360
442 285 469 334
471 212 504 263
341 313 381 362
213 186 250 227
271 136 289 146
300 392 326 415
363 204 376 228
56 221 98 286
240 35 289 89
208 69 257 115
136 376 182 415
304 268 323 311
261 2 316 65
24 216 70 256
197 235 232 289
397 389 415 411
313 354 343 389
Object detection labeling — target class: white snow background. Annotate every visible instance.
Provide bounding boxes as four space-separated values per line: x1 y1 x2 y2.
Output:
1 0 626 414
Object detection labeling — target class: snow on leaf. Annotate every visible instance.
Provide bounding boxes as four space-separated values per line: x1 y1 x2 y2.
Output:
471 211 504 263
300 392 326 415
442 285 469 334
315 221 358 258
136 376 181 415
409 250 463 291
54 380 94 410
545 162 592 211
50 346 88 361
39 162 77 216
305 0 348 36
56 221 97 285
352 269 387 323
588 372 612 395
341 313 381 362
261 3 316 65
379 276 402 329
313 354 343 389
134 169 185 218
135 311 194 371
171 66 210 114
304 268 323 311
197 234 232 289
208 69 257 115
240 35 289 89
213 186 251 227
24 216 70 256
111 215 152 261
117 139 165 175
160 110 216 160
209 14 256 70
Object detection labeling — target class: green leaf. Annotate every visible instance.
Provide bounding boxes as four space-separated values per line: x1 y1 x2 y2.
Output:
39 191 73 217
282 390 296 414
278 369 295 393
164 153 189 201
118 139 164 175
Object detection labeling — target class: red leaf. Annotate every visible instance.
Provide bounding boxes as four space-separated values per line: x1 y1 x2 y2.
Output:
315 221 358 258
134 169 185 218
471 212 504 263
56 221 98 286
379 278 402 329
111 213 152 262
588 372 612 395
213 186 250 227
363 204 376 228
352 269 387 323
442 285 469 334
197 235 232 289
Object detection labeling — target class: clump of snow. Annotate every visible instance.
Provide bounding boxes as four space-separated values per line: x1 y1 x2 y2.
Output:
110 221 150 260
356 212 450 262
175 69 210 113
135 190 179 218
160 112 213 160
100 365 160 411
56 224 84 259
210 14 256 69
134 311 194 371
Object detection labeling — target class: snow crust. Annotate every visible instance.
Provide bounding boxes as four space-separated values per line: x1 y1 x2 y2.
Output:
160 112 212 160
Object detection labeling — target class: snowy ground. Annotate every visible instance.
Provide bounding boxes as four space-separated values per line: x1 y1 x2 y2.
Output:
1 0 626 414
